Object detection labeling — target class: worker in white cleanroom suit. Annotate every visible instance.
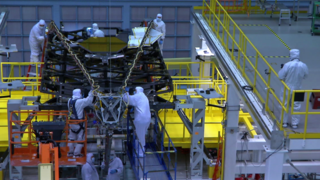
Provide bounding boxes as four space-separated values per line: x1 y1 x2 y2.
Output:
29 19 46 64
91 23 105 37
81 153 99 180
67 89 94 157
153 14 166 53
278 49 308 129
123 87 151 157
101 150 123 180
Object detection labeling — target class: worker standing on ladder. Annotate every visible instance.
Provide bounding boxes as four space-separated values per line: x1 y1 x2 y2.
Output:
67 89 94 157
123 87 151 157
153 14 166 54
279 49 309 129
29 19 46 67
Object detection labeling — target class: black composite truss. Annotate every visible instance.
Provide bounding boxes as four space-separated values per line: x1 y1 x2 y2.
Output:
40 21 173 104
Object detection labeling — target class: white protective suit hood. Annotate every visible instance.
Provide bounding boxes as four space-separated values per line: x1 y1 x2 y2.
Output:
82 153 99 180
39 19 46 29
72 89 82 99
156 14 162 22
135 86 144 94
86 153 94 164
109 150 115 163
92 23 98 32
290 49 300 61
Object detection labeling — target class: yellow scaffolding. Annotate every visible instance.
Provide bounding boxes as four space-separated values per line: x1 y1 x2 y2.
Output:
200 0 320 140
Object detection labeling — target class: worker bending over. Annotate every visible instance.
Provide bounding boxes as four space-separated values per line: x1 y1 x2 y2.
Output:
82 153 99 180
153 14 166 53
29 19 46 65
123 87 151 157
67 89 94 157
279 49 308 129
102 150 123 180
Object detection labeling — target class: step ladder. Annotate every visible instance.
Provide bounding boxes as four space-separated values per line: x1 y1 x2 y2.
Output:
24 34 48 91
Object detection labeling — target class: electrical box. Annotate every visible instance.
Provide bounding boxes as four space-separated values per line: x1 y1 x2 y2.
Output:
38 163 53 180
270 131 284 149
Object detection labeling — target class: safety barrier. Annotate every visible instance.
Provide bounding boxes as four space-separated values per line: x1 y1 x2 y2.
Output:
203 0 251 14
165 61 227 106
288 90 320 139
201 0 320 139
9 110 87 166
1 62 43 91
126 110 177 180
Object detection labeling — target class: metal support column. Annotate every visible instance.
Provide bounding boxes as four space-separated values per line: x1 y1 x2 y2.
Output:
175 95 207 179
264 145 288 180
264 151 286 180
190 98 206 179
223 82 240 180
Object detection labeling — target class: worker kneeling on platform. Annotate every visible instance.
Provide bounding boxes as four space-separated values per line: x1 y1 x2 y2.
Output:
279 49 309 129
82 153 99 180
123 87 151 157
68 89 94 157
102 150 123 180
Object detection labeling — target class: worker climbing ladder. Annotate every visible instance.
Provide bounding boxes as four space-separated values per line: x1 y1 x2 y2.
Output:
23 28 48 91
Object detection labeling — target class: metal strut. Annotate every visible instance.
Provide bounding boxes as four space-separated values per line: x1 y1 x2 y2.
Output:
122 21 154 90
47 21 100 93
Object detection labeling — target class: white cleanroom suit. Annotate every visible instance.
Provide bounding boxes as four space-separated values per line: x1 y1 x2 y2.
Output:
278 49 308 128
153 14 166 53
29 19 46 63
102 150 123 180
91 23 105 37
123 87 151 157
81 153 99 180
67 89 94 157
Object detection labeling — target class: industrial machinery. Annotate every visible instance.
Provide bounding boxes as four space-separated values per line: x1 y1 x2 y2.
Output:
311 1 320 35
34 121 65 180
6 19 176 179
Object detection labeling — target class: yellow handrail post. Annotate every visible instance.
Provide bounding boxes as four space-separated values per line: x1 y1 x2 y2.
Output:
253 52 259 88
303 92 310 139
237 34 242 69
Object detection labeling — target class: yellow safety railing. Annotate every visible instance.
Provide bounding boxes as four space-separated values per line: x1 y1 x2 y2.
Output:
201 0 294 131
201 0 320 139
164 61 227 105
288 90 320 139
1 62 43 91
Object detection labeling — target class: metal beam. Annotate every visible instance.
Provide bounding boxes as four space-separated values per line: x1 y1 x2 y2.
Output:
192 12 275 141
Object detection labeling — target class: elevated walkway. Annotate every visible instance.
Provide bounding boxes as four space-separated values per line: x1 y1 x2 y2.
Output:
196 0 320 151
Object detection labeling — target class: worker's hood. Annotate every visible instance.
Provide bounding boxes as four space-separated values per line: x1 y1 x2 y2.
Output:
72 89 82 99
109 150 116 163
290 49 300 61
92 23 98 31
135 86 144 94
86 153 94 164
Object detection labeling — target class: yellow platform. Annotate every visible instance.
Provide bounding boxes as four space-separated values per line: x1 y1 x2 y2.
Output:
0 91 53 147
0 61 256 149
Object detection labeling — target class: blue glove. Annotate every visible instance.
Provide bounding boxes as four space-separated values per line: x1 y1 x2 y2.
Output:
159 39 163 45
125 87 130 92
110 169 117 174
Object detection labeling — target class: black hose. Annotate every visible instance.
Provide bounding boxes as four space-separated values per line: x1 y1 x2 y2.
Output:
45 139 58 147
